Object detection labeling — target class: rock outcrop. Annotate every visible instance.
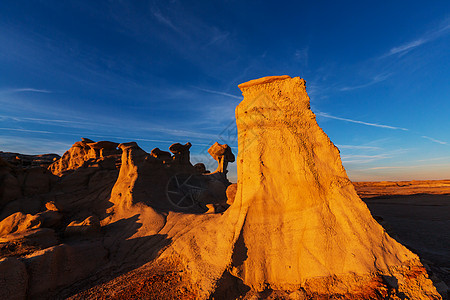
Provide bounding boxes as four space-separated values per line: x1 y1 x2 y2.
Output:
150 147 172 163
169 142 192 165
48 139 120 176
0 77 442 299
0 152 60 168
154 76 440 299
229 75 439 297
0 161 57 215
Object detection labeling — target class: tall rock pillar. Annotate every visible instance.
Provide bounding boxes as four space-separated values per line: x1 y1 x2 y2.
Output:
228 75 439 298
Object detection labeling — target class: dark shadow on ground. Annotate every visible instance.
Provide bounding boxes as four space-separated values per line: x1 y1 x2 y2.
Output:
363 193 450 297
56 214 172 299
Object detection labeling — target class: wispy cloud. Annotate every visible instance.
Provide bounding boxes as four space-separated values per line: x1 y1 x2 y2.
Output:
336 144 381 150
0 127 57 134
0 115 98 127
339 73 391 91
416 156 450 162
294 47 309 66
421 135 447 145
151 8 184 35
0 135 72 155
341 154 392 164
1 88 52 94
191 86 242 100
366 163 450 170
383 18 450 57
317 112 409 131
388 39 427 56
204 29 230 47
0 127 211 147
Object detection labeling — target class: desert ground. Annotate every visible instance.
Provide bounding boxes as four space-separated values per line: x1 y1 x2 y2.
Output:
356 181 450 298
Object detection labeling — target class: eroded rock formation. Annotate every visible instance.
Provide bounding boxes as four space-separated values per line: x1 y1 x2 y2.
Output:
48 139 120 176
153 76 441 299
230 76 439 297
0 77 443 299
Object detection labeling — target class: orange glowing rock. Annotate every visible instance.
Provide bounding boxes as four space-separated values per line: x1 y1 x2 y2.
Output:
158 76 440 299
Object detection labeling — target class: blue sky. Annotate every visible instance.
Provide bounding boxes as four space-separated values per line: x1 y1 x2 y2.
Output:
0 1 449 181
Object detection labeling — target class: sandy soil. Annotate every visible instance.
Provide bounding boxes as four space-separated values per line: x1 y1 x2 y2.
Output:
354 179 450 197
356 180 450 298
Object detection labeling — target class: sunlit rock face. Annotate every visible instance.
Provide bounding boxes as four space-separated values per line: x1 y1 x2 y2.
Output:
48 139 120 176
161 76 440 299
223 75 438 297
226 75 440 297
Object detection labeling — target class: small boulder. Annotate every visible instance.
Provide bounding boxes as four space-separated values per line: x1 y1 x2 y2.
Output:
45 201 59 212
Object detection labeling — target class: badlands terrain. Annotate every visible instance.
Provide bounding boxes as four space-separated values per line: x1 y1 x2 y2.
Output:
0 76 447 299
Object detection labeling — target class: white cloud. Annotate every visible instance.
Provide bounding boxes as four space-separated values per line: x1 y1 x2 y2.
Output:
339 73 391 91
341 154 392 164
1 88 52 94
192 86 243 100
383 18 450 57
317 112 408 131
421 135 447 145
294 47 309 66
336 144 381 150
151 8 184 35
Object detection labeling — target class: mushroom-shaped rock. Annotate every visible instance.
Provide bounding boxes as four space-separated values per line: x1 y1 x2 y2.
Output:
150 147 172 163
169 142 192 165
207 142 235 174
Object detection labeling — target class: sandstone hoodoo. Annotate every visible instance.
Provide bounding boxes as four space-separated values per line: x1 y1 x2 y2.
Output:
0 76 443 299
229 76 440 297
156 76 441 299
